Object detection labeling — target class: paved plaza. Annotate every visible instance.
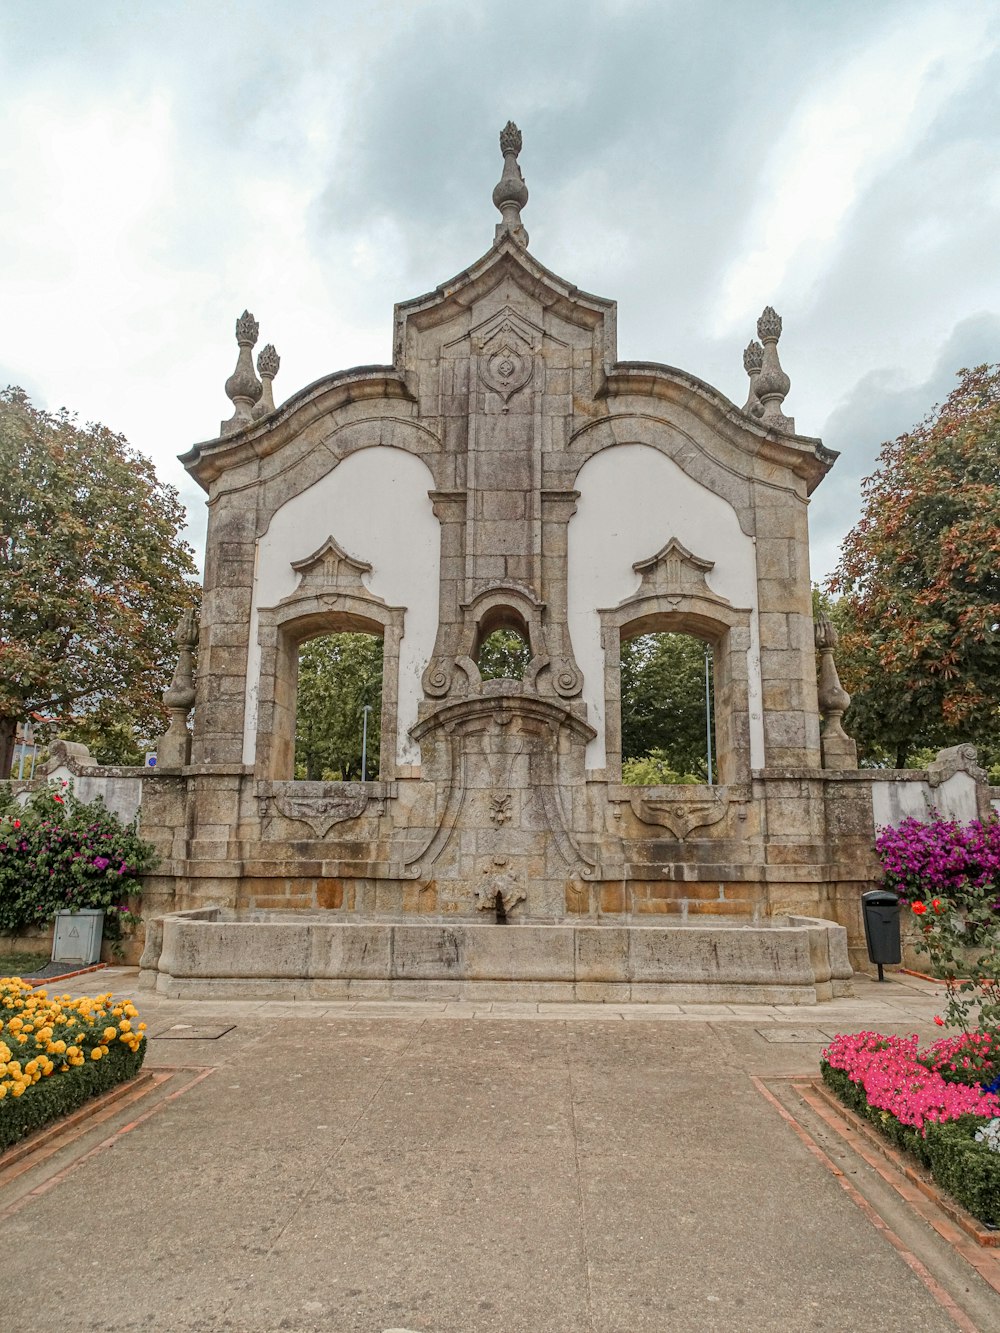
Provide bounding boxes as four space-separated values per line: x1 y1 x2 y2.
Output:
2 969 999 1332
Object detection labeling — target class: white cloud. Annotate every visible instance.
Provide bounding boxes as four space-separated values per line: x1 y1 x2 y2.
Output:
712 2 997 334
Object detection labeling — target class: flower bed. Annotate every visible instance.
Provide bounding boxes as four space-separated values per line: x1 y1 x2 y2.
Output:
822 1030 1000 1226
0 976 147 1154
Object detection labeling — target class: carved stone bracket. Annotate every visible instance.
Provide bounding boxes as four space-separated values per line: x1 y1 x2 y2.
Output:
257 781 395 837
611 784 748 841
927 744 987 787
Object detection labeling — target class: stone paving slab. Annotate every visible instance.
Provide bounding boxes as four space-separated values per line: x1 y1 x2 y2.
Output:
1 968 984 1331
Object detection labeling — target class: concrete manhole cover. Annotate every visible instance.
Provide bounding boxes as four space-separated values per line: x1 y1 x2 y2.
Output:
755 1027 831 1043
151 1024 235 1040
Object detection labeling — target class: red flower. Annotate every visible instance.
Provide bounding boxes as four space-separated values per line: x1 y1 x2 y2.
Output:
934 1016 945 1026
912 901 928 915
11 819 20 829
931 898 944 913
52 794 64 804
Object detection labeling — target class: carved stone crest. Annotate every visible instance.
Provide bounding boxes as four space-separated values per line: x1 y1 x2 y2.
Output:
474 307 538 404
272 791 370 836
627 789 730 840
480 327 533 401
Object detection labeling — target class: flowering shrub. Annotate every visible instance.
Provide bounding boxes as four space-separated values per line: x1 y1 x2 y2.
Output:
875 815 1000 1032
0 975 147 1152
0 783 156 942
822 1029 1000 1225
823 1031 1000 1129
875 816 1000 907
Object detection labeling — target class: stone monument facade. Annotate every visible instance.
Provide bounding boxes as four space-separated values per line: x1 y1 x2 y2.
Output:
138 125 878 967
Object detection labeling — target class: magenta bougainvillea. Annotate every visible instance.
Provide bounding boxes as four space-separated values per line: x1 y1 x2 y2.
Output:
875 816 1000 907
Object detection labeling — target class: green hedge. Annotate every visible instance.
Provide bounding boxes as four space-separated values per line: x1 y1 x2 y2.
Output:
0 1036 146 1155
821 1062 1000 1227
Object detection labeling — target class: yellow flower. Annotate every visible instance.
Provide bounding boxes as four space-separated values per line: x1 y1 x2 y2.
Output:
91 1048 103 1060
103 1026 117 1042
119 1020 132 1033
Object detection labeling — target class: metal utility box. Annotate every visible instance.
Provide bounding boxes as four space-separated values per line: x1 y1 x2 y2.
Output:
51 909 104 967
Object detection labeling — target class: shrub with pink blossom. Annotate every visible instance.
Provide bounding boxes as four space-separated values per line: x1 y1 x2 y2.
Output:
821 1029 1000 1224
823 1031 1000 1129
0 783 155 942
875 815 1000 1033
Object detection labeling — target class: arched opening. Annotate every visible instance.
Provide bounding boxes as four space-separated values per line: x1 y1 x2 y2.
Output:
474 606 532 682
620 630 715 785
294 630 384 781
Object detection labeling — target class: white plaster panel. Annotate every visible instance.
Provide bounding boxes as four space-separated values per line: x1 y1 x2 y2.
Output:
870 780 932 830
567 444 762 770
243 448 439 767
872 773 980 830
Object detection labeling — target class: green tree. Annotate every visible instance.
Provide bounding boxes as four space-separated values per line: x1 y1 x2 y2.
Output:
295 632 383 780
831 364 1000 768
0 387 198 777
477 628 531 680
620 632 713 781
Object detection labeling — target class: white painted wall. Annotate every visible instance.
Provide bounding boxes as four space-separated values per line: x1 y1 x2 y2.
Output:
872 773 981 829
242 448 439 767
567 444 763 771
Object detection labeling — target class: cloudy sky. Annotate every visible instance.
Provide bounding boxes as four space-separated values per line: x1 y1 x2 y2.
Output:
2 0 999 582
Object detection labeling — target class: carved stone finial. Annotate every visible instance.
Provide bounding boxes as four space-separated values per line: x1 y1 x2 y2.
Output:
221 310 263 436
158 608 199 767
756 306 782 342
814 612 856 770
499 121 522 156
235 310 259 346
754 306 794 433
742 339 764 418
253 344 280 420
493 120 529 248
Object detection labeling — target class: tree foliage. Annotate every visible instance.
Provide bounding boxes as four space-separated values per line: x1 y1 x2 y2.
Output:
831 365 1000 767
295 633 383 781
620 632 713 782
477 629 531 681
0 387 199 776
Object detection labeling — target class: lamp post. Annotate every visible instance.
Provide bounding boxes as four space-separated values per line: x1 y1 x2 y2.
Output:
704 648 713 787
361 704 373 782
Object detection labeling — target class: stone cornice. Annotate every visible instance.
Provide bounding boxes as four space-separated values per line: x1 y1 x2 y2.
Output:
594 361 837 494
393 239 617 356
180 367 417 489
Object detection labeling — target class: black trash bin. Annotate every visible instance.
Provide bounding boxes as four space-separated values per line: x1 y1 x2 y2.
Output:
862 889 901 981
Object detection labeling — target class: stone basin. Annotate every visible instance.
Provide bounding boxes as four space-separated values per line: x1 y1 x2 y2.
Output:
139 908 852 1005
